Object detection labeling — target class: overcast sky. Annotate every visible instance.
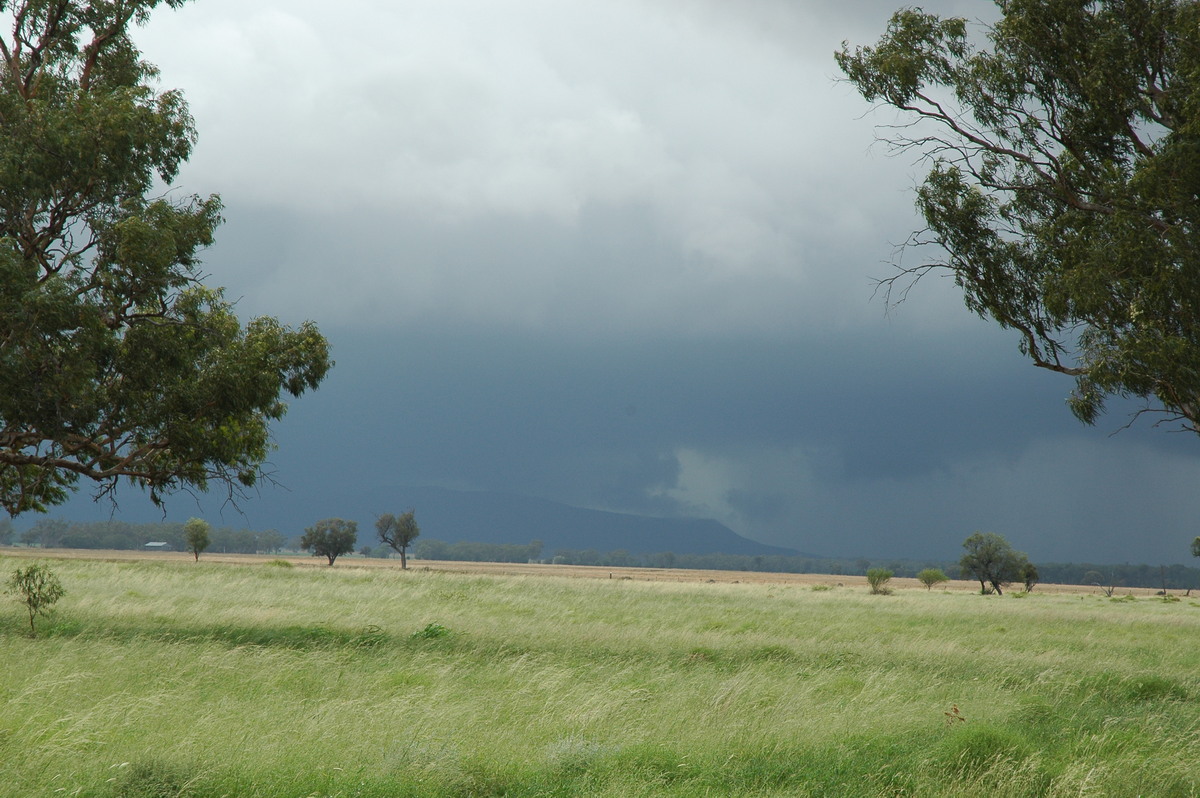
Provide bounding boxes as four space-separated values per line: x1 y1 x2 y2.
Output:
55 0 1200 565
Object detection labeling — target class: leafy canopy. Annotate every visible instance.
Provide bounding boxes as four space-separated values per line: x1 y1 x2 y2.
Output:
0 0 332 515
866 567 894 595
959 531 1032 596
917 568 949 591
183 516 209 561
376 510 420 569
7 563 65 636
837 1 1200 433
300 518 357 566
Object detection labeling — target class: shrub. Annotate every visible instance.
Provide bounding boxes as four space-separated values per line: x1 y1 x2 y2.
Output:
917 568 949 591
866 568 893 595
7 564 65 636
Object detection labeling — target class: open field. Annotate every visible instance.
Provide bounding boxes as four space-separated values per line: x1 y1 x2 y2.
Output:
0 546 1167 595
3 551 1200 796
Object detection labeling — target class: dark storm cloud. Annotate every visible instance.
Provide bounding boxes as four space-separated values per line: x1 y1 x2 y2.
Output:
49 0 1200 569
227 314 1200 566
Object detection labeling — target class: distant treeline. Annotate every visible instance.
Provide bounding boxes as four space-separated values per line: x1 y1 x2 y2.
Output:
410 539 1200 591
6 521 1200 591
4 518 287 554
409 539 545 564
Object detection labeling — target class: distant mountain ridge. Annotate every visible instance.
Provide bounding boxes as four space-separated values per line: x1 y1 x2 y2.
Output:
360 485 797 557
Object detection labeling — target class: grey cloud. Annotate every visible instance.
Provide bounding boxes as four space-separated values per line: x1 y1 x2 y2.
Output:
46 0 1192 572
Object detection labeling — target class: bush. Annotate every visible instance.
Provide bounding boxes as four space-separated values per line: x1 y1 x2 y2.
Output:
7 564 65 636
866 568 893 595
917 568 949 591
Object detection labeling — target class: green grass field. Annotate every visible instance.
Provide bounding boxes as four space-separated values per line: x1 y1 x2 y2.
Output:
3 554 1200 797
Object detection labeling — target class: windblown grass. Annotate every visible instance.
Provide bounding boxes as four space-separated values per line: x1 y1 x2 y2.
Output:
2 556 1200 796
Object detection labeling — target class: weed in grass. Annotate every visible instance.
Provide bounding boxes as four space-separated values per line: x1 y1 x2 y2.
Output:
354 623 387 648
543 736 611 776
112 759 195 798
264 559 293 569
1083 671 1190 703
1124 674 1190 702
412 622 451 639
684 646 718 666
749 644 797 663
1015 697 1056 726
930 726 1033 780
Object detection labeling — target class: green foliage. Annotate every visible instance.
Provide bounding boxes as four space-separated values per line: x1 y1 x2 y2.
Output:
917 568 949 591
182 517 209 562
929 726 1034 781
866 567 894 595
412 622 451 639
1019 561 1039 593
299 518 357 565
0 0 331 516
375 509 420 569
959 532 1033 596
112 759 194 798
838 2 1200 434
6 563 64 636
1083 671 1190 703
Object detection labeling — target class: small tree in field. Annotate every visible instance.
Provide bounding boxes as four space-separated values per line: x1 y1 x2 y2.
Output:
300 518 357 565
917 568 949 591
866 568 893 595
184 517 211 562
959 532 1031 596
1020 562 1039 594
7 564 64 636
376 510 420 569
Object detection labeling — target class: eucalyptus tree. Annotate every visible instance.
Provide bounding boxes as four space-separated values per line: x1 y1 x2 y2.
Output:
959 532 1031 596
376 510 420 569
837 1 1200 433
7 563 64 636
183 517 210 562
300 518 357 566
0 0 331 516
